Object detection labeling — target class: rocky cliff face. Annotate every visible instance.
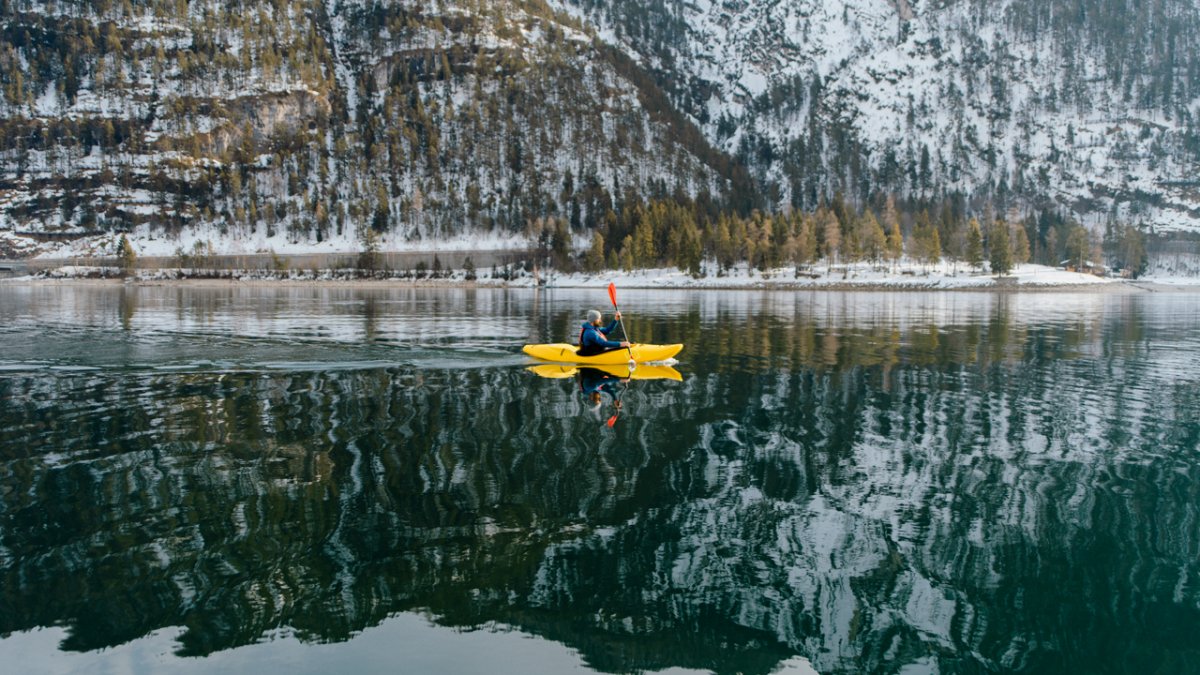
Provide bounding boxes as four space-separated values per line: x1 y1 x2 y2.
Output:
0 0 737 255
553 0 1200 232
4 0 1200 258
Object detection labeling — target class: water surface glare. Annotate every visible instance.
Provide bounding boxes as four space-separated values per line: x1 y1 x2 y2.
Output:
1 284 1199 674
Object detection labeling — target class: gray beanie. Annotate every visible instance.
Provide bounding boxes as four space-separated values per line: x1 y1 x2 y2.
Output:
586 309 602 323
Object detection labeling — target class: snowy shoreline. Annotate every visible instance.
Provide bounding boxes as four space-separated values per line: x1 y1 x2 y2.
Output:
5 242 1197 292
4 267 1191 293
6 229 1199 291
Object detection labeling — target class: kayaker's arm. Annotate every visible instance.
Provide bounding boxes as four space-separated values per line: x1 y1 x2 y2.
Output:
599 312 622 336
583 326 630 350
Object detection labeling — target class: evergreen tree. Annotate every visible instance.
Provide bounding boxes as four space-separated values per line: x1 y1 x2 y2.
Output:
372 181 389 232
819 208 841 271
792 213 817 269
551 218 572 269
358 227 381 272
861 210 887 264
619 235 634 271
751 212 773 271
937 201 959 259
771 214 790 267
527 217 554 269
884 197 904 269
1115 223 1146 277
842 214 864 263
966 218 984 271
912 210 940 267
677 219 703 277
585 231 605 272
713 216 735 270
1065 225 1091 270
989 221 1012 276
1045 228 1061 266
1011 222 1031 267
605 249 619 270
632 216 656 268
117 234 137 276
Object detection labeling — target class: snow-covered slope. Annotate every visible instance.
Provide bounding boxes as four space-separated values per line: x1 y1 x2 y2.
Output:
553 0 1200 232
0 0 734 254
6 0 1200 257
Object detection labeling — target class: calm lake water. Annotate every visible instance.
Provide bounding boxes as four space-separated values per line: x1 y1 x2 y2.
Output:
1 284 1198 675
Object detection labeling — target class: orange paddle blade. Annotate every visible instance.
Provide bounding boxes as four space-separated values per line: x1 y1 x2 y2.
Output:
606 414 618 427
607 282 617 308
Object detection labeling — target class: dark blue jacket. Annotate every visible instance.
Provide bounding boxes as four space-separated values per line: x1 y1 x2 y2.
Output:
578 320 622 356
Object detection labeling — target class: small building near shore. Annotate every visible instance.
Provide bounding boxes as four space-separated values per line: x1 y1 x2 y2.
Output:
1059 260 1108 276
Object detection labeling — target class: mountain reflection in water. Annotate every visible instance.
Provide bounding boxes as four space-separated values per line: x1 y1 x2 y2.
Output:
0 286 1198 674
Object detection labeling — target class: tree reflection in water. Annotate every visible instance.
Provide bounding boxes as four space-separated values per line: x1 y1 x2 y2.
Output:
0 288 1198 673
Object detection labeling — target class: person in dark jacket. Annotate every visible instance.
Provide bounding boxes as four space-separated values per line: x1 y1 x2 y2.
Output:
577 309 630 356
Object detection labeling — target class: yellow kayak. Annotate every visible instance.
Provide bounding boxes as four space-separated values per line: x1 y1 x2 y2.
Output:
522 343 683 364
527 363 683 381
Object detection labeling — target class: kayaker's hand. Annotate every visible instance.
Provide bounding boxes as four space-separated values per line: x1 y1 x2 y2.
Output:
614 311 622 321
620 341 631 347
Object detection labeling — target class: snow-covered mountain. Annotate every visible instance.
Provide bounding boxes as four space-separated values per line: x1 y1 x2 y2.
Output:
553 0 1200 232
4 0 1200 257
0 0 736 255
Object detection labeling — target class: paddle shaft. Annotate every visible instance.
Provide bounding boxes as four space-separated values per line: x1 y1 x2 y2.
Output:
613 302 634 362
608 283 634 364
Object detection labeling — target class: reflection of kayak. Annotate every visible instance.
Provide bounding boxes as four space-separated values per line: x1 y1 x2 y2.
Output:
527 363 683 381
522 343 683 364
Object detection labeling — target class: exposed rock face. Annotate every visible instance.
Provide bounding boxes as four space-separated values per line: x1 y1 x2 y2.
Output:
0 0 735 251
5 0 1200 256
553 0 1200 232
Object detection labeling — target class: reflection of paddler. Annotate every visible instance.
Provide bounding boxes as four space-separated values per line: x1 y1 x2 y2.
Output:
578 366 627 422
525 363 682 427
578 366 627 404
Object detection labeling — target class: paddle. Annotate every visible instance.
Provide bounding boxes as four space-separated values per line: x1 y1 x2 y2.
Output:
607 282 635 367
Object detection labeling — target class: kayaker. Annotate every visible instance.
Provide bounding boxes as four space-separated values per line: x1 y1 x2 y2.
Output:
577 309 630 356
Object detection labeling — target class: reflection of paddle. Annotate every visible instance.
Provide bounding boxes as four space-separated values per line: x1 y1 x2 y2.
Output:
607 282 635 368
606 378 630 427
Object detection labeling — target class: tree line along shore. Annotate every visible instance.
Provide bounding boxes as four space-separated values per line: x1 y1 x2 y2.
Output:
540 193 1146 279
16 192 1151 283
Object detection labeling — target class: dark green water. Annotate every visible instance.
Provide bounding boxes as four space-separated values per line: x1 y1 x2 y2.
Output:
1 285 1198 675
